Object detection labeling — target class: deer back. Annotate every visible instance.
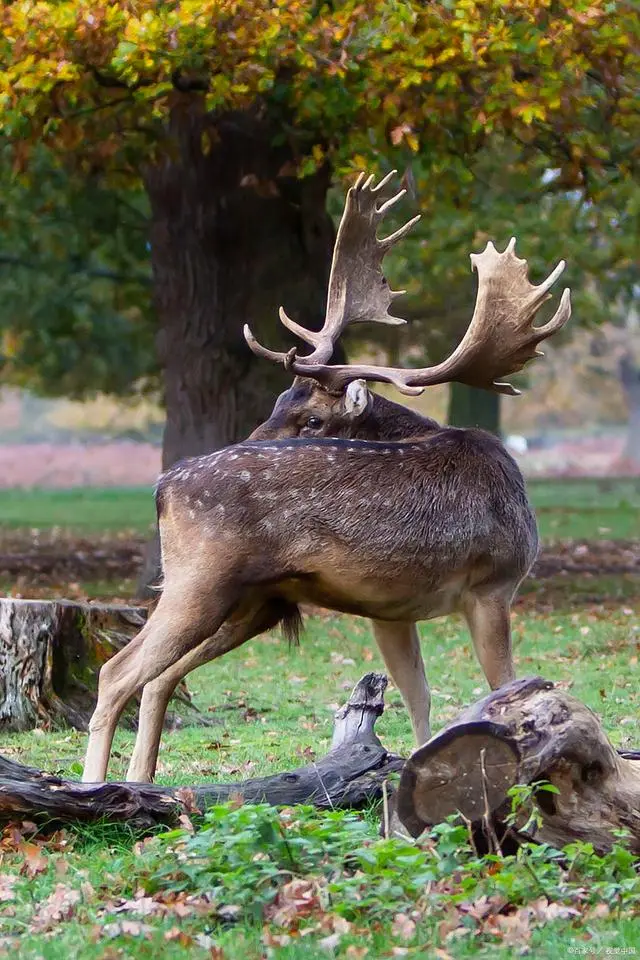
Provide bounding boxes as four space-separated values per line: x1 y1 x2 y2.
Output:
156 429 537 618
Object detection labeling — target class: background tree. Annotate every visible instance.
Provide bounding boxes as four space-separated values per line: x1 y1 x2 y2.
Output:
0 144 154 398
0 0 637 462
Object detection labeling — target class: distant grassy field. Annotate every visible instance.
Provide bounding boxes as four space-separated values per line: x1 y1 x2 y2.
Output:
0 486 155 533
0 477 639 539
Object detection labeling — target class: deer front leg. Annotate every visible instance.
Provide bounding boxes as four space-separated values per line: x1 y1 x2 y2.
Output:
126 600 291 783
83 584 235 783
462 589 515 690
372 620 431 746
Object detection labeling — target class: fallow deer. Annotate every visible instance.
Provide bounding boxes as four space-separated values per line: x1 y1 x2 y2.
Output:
84 171 571 784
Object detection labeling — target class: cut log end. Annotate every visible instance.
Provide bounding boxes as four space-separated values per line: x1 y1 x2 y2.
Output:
395 675 640 854
397 721 519 838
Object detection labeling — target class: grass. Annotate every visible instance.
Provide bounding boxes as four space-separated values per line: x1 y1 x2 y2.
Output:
0 477 639 539
0 480 639 957
0 486 155 534
526 477 640 540
1 590 639 957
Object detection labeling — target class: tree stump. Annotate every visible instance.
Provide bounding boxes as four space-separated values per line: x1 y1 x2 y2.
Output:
0 673 404 829
0 599 191 732
396 676 640 854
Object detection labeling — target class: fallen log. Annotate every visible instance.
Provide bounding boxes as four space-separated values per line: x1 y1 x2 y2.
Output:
0 599 191 732
395 675 640 854
1 672 638 853
0 673 404 829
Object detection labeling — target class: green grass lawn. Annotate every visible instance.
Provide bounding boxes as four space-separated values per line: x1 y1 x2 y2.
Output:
0 479 639 957
0 486 155 534
0 477 639 539
2 590 639 958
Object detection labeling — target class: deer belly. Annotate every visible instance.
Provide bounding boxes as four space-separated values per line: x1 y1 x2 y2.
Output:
279 570 467 621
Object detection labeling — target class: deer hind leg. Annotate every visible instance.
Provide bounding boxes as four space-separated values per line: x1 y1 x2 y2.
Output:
372 620 431 746
82 582 237 783
126 600 294 783
462 589 515 690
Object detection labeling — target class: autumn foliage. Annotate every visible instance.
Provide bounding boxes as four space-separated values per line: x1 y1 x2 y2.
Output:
1 0 637 189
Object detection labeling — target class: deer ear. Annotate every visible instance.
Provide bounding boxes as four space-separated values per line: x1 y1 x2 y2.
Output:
342 379 370 417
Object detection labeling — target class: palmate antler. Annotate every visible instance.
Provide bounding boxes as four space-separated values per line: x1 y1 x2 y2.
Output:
244 170 420 369
245 172 572 396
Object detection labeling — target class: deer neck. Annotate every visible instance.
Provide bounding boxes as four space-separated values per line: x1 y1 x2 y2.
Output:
362 393 440 442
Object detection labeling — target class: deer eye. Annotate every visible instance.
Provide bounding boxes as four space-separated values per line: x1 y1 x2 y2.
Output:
306 416 323 429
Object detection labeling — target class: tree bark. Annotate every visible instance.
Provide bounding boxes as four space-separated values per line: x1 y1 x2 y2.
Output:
0 674 403 830
0 600 190 732
395 676 640 854
145 105 334 467
447 382 501 435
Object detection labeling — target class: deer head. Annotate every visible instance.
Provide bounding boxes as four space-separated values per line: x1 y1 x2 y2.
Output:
250 376 372 440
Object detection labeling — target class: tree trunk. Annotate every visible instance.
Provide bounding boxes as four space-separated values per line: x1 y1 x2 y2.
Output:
0 674 403 830
0 600 190 732
619 352 640 463
395 676 640 855
136 104 335 595
447 383 501 435
145 106 334 467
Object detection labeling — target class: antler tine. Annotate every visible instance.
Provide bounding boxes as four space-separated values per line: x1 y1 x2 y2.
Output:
242 325 287 364
277 307 320 347
287 238 571 397
379 212 422 250
244 169 420 369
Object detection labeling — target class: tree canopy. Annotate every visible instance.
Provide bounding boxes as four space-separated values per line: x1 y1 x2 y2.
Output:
0 0 638 451
2 1 637 192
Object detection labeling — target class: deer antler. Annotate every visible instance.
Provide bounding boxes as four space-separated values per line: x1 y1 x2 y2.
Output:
284 237 571 396
244 170 421 368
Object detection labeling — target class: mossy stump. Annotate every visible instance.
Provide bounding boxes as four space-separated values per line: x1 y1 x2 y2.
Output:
0 599 190 732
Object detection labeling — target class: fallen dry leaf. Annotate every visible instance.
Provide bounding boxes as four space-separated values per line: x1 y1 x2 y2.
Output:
177 813 195 834
31 884 81 932
392 913 416 942
103 920 154 939
0 875 18 902
164 927 194 946
18 841 47 878
490 909 533 947
262 926 291 948
267 878 321 928
111 896 163 917
319 932 341 951
332 915 352 935
586 903 610 920
530 898 580 922
175 787 202 815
